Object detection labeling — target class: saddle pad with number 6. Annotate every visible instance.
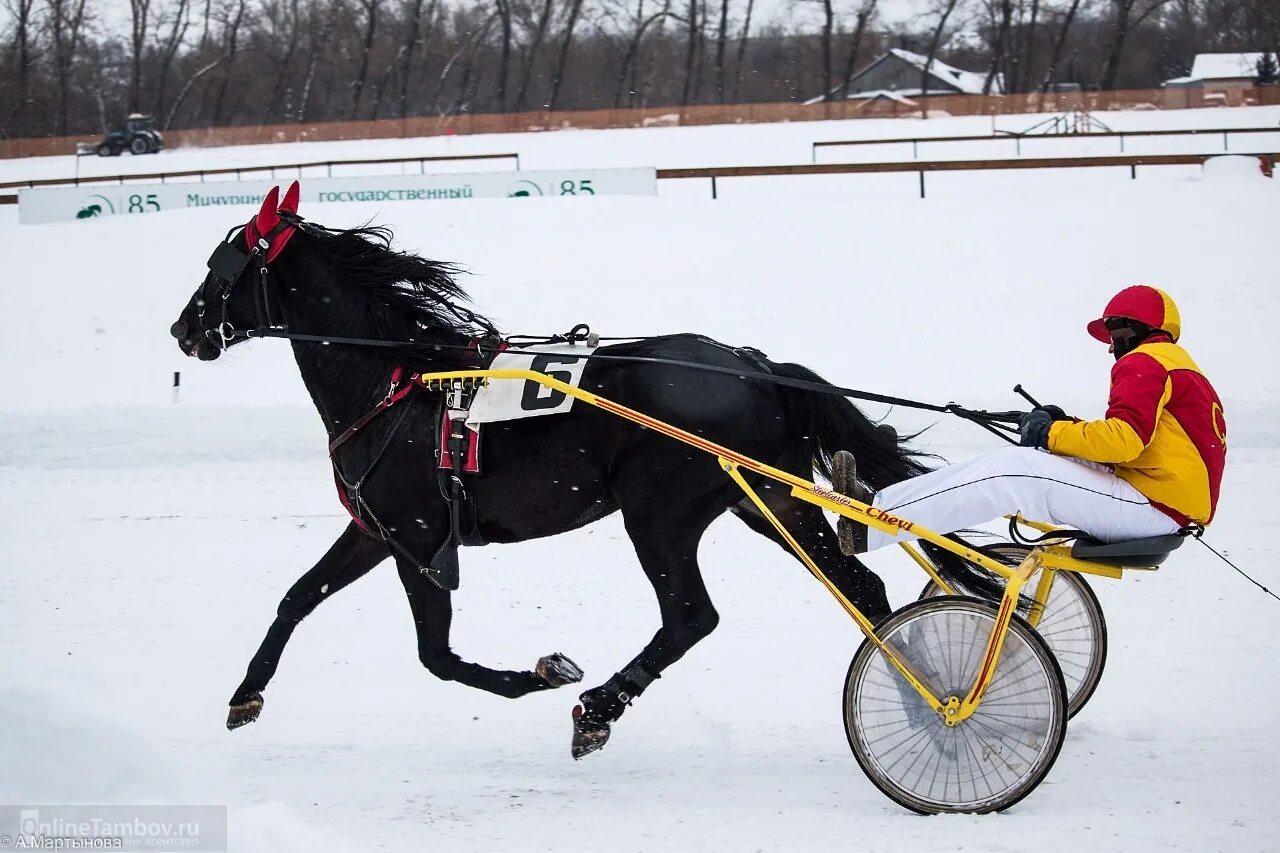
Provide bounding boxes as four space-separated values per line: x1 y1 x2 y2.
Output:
465 343 598 425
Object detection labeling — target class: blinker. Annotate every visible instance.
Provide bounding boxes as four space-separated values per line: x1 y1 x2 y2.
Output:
208 240 252 284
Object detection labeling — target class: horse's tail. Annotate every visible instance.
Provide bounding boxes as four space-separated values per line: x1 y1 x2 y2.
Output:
765 359 931 491
768 359 1010 603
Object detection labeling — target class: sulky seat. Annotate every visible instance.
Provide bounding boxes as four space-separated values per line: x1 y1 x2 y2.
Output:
1069 533 1186 567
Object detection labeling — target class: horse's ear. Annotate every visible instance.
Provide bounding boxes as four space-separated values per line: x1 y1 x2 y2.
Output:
280 180 300 215
254 186 281 236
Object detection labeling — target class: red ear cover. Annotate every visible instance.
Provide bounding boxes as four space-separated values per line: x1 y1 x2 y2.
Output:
280 180 300 214
253 185 282 241
244 184 299 263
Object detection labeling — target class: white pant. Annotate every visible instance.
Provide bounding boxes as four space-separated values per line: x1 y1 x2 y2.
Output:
865 446 1182 551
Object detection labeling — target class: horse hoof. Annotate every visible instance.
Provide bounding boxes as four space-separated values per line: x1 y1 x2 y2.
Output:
537 653 584 687
227 693 263 730
571 704 611 759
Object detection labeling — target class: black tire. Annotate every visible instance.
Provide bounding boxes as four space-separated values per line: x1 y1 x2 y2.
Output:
843 596 1068 814
919 544 1108 719
96 143 113 157
129 135 149 155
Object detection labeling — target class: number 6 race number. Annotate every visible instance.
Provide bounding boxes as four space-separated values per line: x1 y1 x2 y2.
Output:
520 354 584 411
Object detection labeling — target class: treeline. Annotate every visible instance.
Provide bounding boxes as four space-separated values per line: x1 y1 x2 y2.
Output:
2 0 1278 139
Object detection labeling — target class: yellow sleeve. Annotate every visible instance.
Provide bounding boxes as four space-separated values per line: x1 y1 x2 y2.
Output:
1048 417 1147 463
1047 354 1174 464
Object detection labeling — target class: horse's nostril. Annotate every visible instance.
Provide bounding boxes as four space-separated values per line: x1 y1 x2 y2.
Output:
170 320 188 340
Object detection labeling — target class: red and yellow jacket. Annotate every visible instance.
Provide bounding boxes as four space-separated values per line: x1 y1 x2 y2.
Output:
1047 336 1226 526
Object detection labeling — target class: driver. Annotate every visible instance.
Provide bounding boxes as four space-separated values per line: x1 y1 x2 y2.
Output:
841 285 1227 554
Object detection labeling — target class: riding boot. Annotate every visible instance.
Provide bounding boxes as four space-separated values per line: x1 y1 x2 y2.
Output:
832 450 872 556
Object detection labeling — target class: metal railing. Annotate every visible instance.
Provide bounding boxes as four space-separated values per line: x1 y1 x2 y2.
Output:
5 151 1271 207
0 151 520 197
659 152 1278 199
811 126 1280 162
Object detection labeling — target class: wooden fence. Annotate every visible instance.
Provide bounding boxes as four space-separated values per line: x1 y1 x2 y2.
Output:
4 86 1279 160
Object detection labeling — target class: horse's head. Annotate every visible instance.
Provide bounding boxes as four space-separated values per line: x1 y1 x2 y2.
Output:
172 182 301 361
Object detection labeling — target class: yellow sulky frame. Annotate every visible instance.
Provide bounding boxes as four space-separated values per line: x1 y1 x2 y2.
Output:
419 367 1145 727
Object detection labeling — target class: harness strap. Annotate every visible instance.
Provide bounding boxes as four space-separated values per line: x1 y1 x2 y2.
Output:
328 367 414 455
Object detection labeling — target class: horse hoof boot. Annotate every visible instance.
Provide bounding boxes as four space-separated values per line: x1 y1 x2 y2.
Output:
227 693 264 730
831 450 870 556
537 653 585 687
571 704 611 759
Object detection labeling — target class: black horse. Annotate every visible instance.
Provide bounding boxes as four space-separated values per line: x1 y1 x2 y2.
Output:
171 186 974 757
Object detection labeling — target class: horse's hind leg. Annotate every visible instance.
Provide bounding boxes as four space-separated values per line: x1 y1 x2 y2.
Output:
395 556 585 698
571 491 729 758
227 522 389 730
730 477 891 623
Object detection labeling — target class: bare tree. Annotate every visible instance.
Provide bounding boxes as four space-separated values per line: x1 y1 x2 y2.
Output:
349 0 382 117
612 0 677 106
983 0 1013 93
209 0 246 125
817 0 835 101
494 0 513 109
713 0 728 102
128 0 153 112
680 0 698 104
838 0 878 98
3 0 40 134
730 0 753 98
398 0 438 117
297 0 338 121
1040 0 1084 91
154 0 192 120
164 55 225 128
547 0 584 109
921 0 964 99
514 0 555 108
1099 0 1176 89
46 0 89 134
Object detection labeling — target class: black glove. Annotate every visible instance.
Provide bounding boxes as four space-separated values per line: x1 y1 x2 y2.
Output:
1036 404 1071 422
1018 409 1053 448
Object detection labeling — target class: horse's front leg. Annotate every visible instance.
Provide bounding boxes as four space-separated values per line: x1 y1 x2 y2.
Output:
227 522 389 729
395 557 584 698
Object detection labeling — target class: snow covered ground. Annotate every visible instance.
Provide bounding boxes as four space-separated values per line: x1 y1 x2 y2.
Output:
2 108 1279 851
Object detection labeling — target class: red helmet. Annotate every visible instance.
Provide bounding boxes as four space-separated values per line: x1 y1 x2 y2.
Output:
1087 285 1182 344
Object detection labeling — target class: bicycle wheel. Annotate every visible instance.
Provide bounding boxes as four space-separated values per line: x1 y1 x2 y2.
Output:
919 545 1108 719
844 596 1068 814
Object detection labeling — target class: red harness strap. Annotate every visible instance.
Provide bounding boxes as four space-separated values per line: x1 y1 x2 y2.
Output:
330 367 417 537
328 367 416 455
330 338 503 536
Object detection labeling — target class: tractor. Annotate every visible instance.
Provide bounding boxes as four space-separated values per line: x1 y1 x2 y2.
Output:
81 114 164 157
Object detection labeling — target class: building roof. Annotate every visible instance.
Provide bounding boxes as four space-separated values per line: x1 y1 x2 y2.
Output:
803 48 1001 105
1189 52 1268 81
884 48 1002 95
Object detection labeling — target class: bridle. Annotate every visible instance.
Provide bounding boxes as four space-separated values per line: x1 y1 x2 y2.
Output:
198 215 298 350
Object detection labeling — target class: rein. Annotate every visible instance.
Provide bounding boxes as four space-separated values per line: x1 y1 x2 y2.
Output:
239 327 1027 444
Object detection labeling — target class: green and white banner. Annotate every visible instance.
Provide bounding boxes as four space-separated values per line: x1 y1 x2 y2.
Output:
18 167 658 224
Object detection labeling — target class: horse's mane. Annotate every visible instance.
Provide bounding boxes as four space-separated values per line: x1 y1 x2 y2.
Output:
295 220 500 350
